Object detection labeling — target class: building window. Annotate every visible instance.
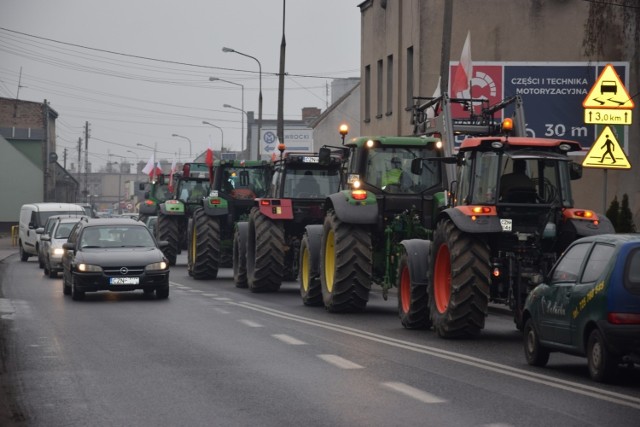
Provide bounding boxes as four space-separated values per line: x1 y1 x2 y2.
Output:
387 54 393 115
364 65 371 122
377 59 383 118
406 46 414 110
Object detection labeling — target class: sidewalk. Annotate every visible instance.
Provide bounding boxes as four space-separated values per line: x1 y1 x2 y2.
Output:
0 234 18 262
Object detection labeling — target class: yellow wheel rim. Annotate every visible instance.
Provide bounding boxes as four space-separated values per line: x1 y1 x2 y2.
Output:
301 246 310 292
325 230 335 293
191 223 197 263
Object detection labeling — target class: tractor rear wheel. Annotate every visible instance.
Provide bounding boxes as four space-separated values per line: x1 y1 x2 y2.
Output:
398 251 431 329
320 210 371 312
247 208 285 292
429 219 490 338
300 232 322 306
233 222 248 288
188 208 220 280
156 214 180 266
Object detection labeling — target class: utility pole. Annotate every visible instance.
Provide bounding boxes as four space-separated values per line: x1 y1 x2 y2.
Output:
43 99 50 202
84 121 89 203
63 148 67 169
439 1 453 93
276 0 286 146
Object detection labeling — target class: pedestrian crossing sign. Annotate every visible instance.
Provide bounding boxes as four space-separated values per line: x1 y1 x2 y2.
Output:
582 126 631 169
583 64 634 109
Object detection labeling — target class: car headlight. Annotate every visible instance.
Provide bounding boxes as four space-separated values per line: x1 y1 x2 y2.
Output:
52 248 65 256
78 263 102 272
146 261 168 272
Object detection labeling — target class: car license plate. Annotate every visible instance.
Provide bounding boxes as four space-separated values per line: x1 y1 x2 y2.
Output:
110 277 140 285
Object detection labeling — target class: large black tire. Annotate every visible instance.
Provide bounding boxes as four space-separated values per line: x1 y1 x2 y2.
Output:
398 250 431 329
299 231 322 306
233 222 248 288
156 214 180 266
587 328 618 382
187 208 220 280
320 210 372 312
62 271 71 295
247 208 285 293
156 286 170 300
37 245 44 268
428 219 490 338
523 318 550 366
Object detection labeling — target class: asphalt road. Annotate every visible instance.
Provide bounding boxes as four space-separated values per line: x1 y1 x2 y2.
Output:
1 253 639 426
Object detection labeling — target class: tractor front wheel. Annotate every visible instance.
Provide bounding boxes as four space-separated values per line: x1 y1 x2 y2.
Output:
398 250 431 329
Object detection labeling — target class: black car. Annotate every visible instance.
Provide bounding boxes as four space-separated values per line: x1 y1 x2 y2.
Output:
61 218 170 300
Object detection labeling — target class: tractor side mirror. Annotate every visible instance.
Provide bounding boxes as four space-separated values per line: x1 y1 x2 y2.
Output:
411 158 423 175
569 162 582 180
318 147 331 165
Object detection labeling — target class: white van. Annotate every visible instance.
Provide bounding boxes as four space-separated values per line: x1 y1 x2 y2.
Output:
19 203 85 261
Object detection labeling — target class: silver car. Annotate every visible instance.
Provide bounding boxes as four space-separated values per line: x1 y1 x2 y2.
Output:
41 217 85 278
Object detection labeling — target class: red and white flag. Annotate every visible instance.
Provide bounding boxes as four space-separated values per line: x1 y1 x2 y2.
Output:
141 154 155 178
154 161 163 177
168 159 177 192
427 76 442 119
451 30 472 98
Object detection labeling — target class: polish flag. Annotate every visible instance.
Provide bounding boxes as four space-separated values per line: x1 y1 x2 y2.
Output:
451 30 472 98
154 161 163 177
141 154 155 179
168 159 177 193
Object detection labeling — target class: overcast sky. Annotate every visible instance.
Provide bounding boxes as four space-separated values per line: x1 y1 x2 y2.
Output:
0 0 361 169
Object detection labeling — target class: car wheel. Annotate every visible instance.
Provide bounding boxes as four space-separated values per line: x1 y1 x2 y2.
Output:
587 328 618 382
62 271 71 295
19 242 29 262
523 319 550 367
71 275 85 301
156 286 169 299
48 268 57 279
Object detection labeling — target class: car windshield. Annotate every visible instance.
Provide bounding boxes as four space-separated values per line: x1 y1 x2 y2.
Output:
54 223 76 239
80 226 155 248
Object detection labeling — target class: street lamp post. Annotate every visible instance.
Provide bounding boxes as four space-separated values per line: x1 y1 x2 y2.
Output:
171 133 192 159
222 47 262 160
209 77 244 154
223 103 249 156
202 121 224 153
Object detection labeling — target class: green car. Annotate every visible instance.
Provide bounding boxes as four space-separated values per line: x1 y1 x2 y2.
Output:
522 234 640 382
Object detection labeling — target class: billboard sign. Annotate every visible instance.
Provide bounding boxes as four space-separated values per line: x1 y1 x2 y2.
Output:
448 62 630 151
260 128 314 157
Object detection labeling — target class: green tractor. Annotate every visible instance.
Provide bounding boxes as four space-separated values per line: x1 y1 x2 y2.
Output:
138 174 173 223
234 150 345 293
156 163 210 266
187 159 272 280
300 136 447 311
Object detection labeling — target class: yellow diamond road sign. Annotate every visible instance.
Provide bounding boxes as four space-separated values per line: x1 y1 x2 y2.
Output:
583 64 634 109
582 126 631 170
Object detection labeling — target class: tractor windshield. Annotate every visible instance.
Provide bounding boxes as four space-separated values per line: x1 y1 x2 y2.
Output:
282 168 341 198
365 147 441 194
221 167 269 199
151 182 173 201
465 152 570 206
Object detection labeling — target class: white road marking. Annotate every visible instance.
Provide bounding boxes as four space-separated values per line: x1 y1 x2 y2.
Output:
202 293 218 297
229 300 640 410
381 382 446 404
214 297 232 301
187 289 203 293
239 319 263 328
272 334 307 345
317 354 364 369
213 308 230 314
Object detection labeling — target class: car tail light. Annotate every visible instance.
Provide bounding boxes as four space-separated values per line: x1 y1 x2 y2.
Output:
608 312 640 324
